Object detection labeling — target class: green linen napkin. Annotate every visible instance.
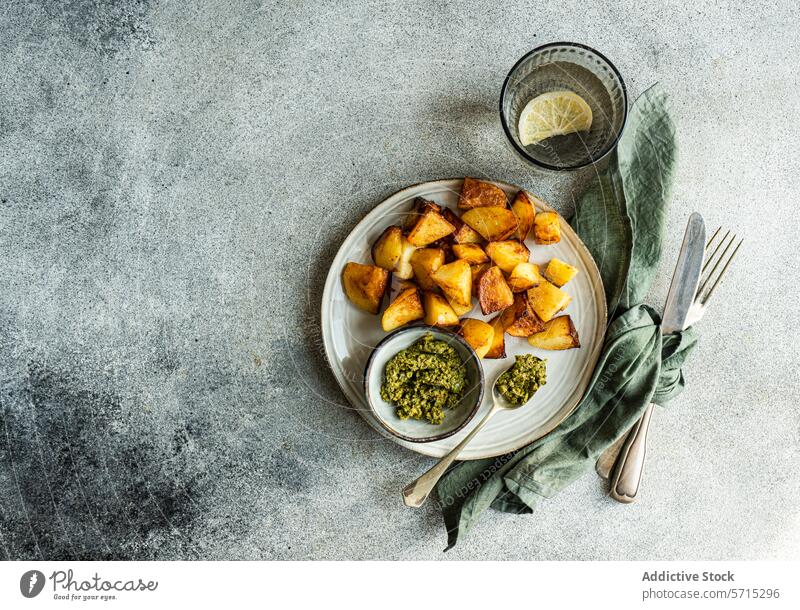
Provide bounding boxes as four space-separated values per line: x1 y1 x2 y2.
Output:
436 84 697 550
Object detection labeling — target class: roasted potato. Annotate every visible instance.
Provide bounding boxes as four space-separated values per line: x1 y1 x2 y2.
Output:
404 197 441 229
410 248 445 291
431 259 472 311
458 318 495 358
533 211 561 245
543 258 579 287
428 237 455 264
498 298 517 329
394 237 417 279
371 225 404 271
452 243 489 265
527 280 572 322
406 209 456 247
478 265 514 315
440 208 482 245
502 293 545 337
511 190 536 241
484 313 507 359
422 291 459 326
451 300 474 317
470 262 490 296
453 222 484 244
461 206 519 242
458 177 507 210
527 315 580 350
439 207 460 230
381 287 424 331
507 262 543 292
341 262 389 314
485 239 530 274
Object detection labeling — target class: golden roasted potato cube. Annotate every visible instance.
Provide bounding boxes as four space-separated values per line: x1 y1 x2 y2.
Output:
404 197 441 229
484 313 507 359
502 293 545 337
450 299 473 317
458 177 507 210
453 222 484 244
436 208 458 242
527 315 580 350
527 280 572 322
485 239 530 274
439 207 460 226
439 208 482 245
406 209 455 247
507 262 543 292
461 206 519 242
452 243 489 265
511 190 536 241
442 208 481 243
533 211 561 245
422 291 459 327
410 248 445 291
431 259 472 310
371 226 403 271
381 287 424 332
427 236 455 264
470 262 490 296
498 299 516 329
341 262 389 314
458 318 495 358
392 237 417 279
543 258 579 287
478 265 514 315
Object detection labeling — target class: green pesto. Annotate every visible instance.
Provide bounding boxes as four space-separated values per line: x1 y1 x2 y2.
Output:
380 333 467 425
496 354 547 406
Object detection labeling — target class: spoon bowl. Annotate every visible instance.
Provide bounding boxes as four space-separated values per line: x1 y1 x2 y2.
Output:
490 381 528 411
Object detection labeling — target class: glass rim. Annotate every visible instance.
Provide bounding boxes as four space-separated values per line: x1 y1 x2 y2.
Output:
499 41 629 172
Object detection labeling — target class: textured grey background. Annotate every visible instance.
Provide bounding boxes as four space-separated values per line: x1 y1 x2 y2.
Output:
1 0 798 560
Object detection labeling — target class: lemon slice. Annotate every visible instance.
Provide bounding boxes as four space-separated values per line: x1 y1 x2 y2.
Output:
518 91 593 145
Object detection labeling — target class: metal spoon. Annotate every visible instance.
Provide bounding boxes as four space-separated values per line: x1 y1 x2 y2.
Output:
402 370 531 508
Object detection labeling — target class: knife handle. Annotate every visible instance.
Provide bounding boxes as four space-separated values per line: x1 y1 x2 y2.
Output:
609 403 655 503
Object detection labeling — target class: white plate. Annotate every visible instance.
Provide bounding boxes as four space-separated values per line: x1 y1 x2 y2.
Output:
321 179 607 459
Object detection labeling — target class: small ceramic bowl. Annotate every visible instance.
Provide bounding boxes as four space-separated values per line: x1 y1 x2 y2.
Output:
364 325 484 443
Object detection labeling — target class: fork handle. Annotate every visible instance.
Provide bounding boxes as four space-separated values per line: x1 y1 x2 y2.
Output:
609 402 656 503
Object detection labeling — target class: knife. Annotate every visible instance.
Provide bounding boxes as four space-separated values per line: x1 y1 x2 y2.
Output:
606 212 706 502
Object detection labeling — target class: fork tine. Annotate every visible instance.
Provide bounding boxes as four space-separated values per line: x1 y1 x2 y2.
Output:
699 238 742 305
705 226 722 250
702 228 730 274
698 231 735 294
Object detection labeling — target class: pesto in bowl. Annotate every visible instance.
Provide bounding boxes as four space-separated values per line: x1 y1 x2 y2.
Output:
496 354 547 406
380 333 468 425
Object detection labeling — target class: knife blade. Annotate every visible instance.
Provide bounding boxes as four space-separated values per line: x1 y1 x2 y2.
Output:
661 212 706 334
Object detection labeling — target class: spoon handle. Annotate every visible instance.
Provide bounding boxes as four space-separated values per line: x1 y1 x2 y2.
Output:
402 403 501 508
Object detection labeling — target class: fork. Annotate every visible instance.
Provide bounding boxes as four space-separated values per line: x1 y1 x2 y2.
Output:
599 227 742 502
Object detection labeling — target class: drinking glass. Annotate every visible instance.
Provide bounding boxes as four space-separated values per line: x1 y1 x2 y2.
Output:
500 42 628 171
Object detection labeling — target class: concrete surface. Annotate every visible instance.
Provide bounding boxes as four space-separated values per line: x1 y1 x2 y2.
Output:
1 0 798 560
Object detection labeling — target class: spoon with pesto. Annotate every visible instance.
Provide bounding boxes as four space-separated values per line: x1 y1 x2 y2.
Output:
402 354 546 508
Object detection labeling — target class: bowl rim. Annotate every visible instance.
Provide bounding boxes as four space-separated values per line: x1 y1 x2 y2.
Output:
363 324 485 443
498 41 629 172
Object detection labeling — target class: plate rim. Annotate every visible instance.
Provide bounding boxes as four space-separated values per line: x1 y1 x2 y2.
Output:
320 177 608 459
